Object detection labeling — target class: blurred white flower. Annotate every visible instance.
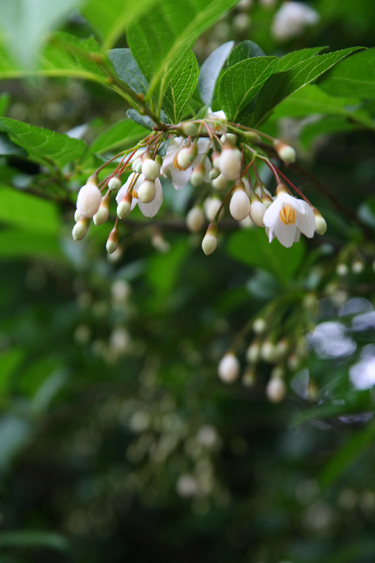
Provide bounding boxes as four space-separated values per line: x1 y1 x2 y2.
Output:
272 2 320 41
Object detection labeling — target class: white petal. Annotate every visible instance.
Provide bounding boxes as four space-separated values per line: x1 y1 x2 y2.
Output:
263 198 283 227
294 229 301 243
296 209 315 238
170 166 192 190
197 138 211 154
274 221 297 248
116 173 143 203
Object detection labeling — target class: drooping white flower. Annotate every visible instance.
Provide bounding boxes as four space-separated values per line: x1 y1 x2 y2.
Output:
263 192 315 248
116 173 163 218
76 180 101 218
272 2 320 41
161 137 211 190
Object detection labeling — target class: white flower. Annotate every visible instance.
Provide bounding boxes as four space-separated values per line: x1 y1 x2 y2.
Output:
263 192 315 248
218 353 240 383
76 181 101 218
116 173 163 218
272 2 320 41
161 137 211 190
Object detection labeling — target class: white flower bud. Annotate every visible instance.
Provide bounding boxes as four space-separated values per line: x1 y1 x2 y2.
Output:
220 133 237 145
209 168 220 181
93 193 110 226
266 377 286 403
76 180 101 218
313 208 327 235
219 145 242 180
352 260 364 274
186 206 205 233
117 192 132 219
261 194 273 209
138 180 156 203
273 140 296 163
336 263 348 276
287 354 300 371
177 144 198 170
202 223 218 256
212 173 228 190
190 163 205 187
229 183 250 221
246 342 260 363
108 177 122 192
249 200 266 226
218 352 240 383
180 122 198 137
72 217 89 240
204 197 222 221
142 158 160 181
132 158 143 172
106 227 119 254
260 340 276 362
253 318 267 334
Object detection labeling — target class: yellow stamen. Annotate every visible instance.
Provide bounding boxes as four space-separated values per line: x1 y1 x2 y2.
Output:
173 150 184 171
279 203 296 225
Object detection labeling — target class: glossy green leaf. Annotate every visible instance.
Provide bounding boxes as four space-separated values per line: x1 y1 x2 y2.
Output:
81 0 158 49
108 48 149 95
91 119 148 154
126 110 154 131
0 116 87 168
277 47 326 71
319 48 375 98
0 132 28 157
127 0 239 109
227 40 265 67
198 41 234 106
219 56 279 122
248 47 363 127
226 228 305 286
163 52 199 123
0 186 60 234
0 0 84 68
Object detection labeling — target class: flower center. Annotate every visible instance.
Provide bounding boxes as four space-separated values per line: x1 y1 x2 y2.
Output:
279 203 296 225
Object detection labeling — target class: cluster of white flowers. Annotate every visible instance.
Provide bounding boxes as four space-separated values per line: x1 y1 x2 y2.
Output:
272 1 320 41
72 109 327 257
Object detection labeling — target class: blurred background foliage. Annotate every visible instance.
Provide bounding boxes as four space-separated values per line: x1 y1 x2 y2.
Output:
1 1 375 562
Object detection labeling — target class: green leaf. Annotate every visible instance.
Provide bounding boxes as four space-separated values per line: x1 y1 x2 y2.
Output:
0 228 63 260
277 47 327 71
81 0 158 50
0 0 84 68
0 116 87 168
108 48 149 95
90 119 148 154
219 57 279 122
319 48 375 98
127 0 239 110
198 41 234 106
248 47 364 127
227 40 265 67
226 229 305 287
299 116 361 149
0 33 109 85
163 52 199 123
0 92 10 116
0 531 69 552
319 422 375 489
272 85 374 129
0 349 23 395
0 186 60 234
126 110 154 131
0 133 28 157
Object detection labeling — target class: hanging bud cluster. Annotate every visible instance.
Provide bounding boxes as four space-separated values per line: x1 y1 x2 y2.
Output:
72 110 326 255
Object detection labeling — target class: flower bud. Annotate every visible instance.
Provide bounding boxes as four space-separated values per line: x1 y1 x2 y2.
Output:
336 263 348 276
117 192 132 219
253 318 267 334
190 163 205 187
108 177 121 192
220 133 237 145
266 376 286 403
204 197 222 222
132 158 143 173
106 227 119 254
186 206 205 233
352 260 364 274
212 173 228 190
93 193 110 225
229 182 250 221
261 194 273 208
209 168 220 181
219 144 242 180
273 140 296 163
218 352 240 383
74 209 81 222
177 144 198 169
242 367 256 387
72 217 89 240
313 208 327 235
211 151 221 170
287 353 300 371
276 183 289 196
246 342 260 363
249 200 266 227
202 222 218 256
138 180 156 203
76 178 101 218
142 158 160 181
180 121 198 137
243 130 260 143
260 340 276 362
275 339 288 360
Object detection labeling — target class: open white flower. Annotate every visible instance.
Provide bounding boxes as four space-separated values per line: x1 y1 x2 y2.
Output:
263 192 315 248
161 137 211 190
272 2 320 41
116 173 163 218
